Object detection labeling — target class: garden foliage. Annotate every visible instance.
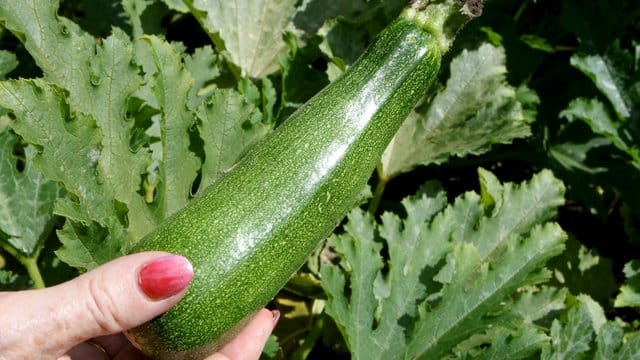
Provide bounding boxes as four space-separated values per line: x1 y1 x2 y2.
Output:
0 0 638 358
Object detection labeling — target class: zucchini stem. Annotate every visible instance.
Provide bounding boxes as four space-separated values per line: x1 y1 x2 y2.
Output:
403 0 484 54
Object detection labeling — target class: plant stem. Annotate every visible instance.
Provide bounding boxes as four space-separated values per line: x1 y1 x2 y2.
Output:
23 256 45 289
291 315 326 360
403 0 484 55
368 165 389 215
0 242 45 288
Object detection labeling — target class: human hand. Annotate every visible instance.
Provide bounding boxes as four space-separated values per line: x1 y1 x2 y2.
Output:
0 252 279 359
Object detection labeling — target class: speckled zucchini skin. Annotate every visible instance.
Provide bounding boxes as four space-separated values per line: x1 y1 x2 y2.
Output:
126 16 441 360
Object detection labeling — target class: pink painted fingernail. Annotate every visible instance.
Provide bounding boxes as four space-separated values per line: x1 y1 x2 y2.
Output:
138 255 193 299
271 310 281 328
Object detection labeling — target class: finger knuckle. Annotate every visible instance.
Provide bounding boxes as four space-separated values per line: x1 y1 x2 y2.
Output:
84 274 127 334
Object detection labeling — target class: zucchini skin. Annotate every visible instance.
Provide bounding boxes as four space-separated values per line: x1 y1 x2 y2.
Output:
127 16 440 360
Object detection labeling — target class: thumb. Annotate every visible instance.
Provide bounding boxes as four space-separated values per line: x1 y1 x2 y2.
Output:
0 252 193 358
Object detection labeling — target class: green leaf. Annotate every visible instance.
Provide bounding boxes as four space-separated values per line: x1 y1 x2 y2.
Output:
549 138 611 174
321 19 370 66
0 0 90 84
121 0 150 37
548 236 616 307
185 0 298 78
196 88 272 191
408 223 566 359
459 326 550 360
0 0 156 242
469 168 565 260
511 286 568 324
322 169 567 360
594 322 640 360
0 268 30 290
520 34 555 53
136 36 200 218
74 0 131 37
615 332 640 360
0 50 17 79
594 322 626 360
0 131 58 256
570 43 639 120
278 33 330 107
294 0 405 37
0 0 281 270
183 46 223 110
0 80 129 269
260 335 280 359
293 0 369 35
157 0 188 13
380 43 533 179
561 97 640 169
615 260 640 308
56 219 123 271
541 298 596 360
322 210 383 357
541 295 640 360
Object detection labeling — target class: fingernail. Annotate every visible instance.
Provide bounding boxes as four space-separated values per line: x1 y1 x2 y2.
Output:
271 310 281 328
138 255 193 300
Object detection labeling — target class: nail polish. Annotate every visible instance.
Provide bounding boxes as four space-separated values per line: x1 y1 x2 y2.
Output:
138 255 193 299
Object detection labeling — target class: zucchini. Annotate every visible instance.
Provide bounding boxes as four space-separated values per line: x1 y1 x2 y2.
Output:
126 1 482 358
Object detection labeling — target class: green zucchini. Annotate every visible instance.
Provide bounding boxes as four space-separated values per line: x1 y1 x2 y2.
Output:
126 1 481 358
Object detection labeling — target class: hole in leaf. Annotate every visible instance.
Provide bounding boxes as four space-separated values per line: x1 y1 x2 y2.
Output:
310 57 328 72
11 141 26 173
129 128 150 152
113 199 129 227
191 171 202 197
59 24 70 36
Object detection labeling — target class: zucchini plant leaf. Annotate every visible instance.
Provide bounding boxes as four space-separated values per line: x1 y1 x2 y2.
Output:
0 50 17 79
560 98 640 169
561 43 640 170
183 46 223 110
0 0 157 242
121 0 150 37
541 296 598 359
0 49 17 121
541 294 640 360
614 260 640 308
453 326 550 360
184 0 298 78
0 0 273 269
157 0 188 13
71 0 130 38
135 36 200 218
548 235 616 307
260 335 280 359
293 0 371 36
322 169 567 360
0 79 130 269
0 131 58 256
0 269 30 291
570 43 638 120
293 0 404 36
196 88 271 192
594 322 640 360
380 43 535 179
